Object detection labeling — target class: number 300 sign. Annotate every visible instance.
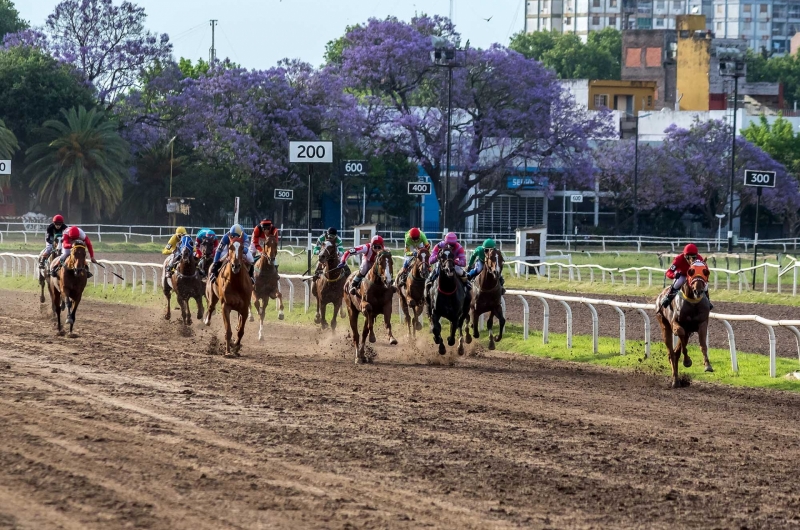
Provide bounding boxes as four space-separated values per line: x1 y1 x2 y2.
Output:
289 141 332 163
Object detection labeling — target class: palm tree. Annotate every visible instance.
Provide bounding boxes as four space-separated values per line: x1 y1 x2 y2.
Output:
25 106 128 221
0 119 19 187
120 142 184 223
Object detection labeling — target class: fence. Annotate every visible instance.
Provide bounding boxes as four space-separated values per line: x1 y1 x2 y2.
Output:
3 252 799 379
5 221 800 252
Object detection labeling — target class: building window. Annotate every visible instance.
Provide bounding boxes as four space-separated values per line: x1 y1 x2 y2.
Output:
609 15 617 25
656 0 665 9
647 95 653 107
542 0 550 8
673 0 682 9
594 94 609 108
626 47 642 67
646 47 662 66
610 0 618 6
743 21 752 31
565 16 572 25
655 17 664 27
744 4 752 13
716 4 723 14
593 0 601 7
790 5 800 18
759 21 768 31
592 16 600 25
716 21 724 31
760 4 768 13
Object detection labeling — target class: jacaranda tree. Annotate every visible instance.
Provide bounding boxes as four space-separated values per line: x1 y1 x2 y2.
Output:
332 16 614 230
4 0 172 106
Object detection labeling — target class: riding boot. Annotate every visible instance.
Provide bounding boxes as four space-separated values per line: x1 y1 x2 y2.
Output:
39 254 48 270
661 286 678 308
197 257 206 277
209 261 221 282
350 273 364 295
249 263 255 284
51 257 64 277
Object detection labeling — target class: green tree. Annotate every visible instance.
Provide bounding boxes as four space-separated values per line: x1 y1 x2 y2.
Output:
119 142 184 223
746 50 800 106
741 114 800 173
0 0 27 41
178 57 211 79
509 29 621 80
25 106 128 222
0 118 18 186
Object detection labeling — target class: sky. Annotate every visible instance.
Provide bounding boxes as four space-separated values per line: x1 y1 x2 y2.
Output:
18 0 527 70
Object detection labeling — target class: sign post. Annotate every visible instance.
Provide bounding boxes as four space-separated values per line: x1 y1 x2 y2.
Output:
408 182 432 226
744 169 776 288
233 197 240 225
290 141 333 274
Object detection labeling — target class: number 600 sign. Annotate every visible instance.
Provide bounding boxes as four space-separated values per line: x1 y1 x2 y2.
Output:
289 141 333 163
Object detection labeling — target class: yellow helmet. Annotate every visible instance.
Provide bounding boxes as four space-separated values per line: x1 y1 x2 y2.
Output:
176 226 187 236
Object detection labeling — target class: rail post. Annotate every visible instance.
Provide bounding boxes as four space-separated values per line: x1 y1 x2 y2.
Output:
718 319 737 373
635 308 651 358
535 296 550 344
612 306 626 355
785 325 800 365
559 300 573 349
517 295 529 340
583 302 599 354
304 281 310 313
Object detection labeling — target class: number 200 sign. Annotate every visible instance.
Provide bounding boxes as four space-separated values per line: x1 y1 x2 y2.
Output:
289 141 333 163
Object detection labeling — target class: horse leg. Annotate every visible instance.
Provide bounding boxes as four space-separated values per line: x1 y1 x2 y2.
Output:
204 284 217 326
163 283 172 320
432 316 445 355
673 324 692 368
222 307 233 356
383 303 398 346
253 298 263 341
277 291 284 321
235 310 246 355
661 317 680 388
347 301 364 364
699 321 713 372
195 295 204 321
248 299 255 322
368 310 377 344
52 288 64 335
39 272 46 304
399 296 412 337
447 316 457 347
361 311 372 362
330 300 339 333
472 307 481 339
494 305 506 343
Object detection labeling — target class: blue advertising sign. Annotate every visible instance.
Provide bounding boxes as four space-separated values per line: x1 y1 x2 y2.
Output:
506 176 549 190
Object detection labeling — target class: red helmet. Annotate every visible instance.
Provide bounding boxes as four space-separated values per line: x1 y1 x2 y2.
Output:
53 214 64 224
66 226 81 239
371 235 384 248
409 227 420 239
683 243 698 256
260 219 272 227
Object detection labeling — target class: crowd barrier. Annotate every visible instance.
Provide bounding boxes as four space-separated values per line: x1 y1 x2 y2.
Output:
2 252 799 379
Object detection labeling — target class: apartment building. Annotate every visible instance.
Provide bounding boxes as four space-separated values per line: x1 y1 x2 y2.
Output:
525 0 713 35
712 0 800 54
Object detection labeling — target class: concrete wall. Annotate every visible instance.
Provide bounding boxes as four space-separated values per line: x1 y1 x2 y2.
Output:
676 15 711 111
621 29 677 109
634 109 800 141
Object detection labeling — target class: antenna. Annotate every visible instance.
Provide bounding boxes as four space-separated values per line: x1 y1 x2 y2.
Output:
450 0 453 21
209 19 218 63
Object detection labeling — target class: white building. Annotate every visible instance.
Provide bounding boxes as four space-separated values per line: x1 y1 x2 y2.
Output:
525 0 713 36
712 0 800 55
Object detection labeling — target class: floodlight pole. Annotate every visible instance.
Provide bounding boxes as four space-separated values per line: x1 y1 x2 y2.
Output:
727 74 739 253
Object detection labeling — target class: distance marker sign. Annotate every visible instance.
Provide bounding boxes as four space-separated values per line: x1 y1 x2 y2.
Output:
274 189 293 200
289 141 332 163
744 169 776 188
408 182 432 195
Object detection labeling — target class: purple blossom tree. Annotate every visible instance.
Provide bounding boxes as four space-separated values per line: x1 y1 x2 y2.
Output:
660 118 800 228
4 0 172 106
332 16 615 230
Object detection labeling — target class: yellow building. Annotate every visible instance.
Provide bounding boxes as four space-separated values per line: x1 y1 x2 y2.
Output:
587 80 657 116
676 15 711 111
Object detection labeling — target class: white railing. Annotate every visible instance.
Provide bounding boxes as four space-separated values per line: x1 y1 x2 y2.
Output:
3 252 799 378
4 221 800 252
505 257 800 296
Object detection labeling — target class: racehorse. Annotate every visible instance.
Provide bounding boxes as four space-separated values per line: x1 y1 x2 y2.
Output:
48 243 88 335
204 236 253 356
343 250 398 364
427 247 470 356
38 236 61 304
656 260 713 388
396 247 430 337
465 248 506 350
163 242 204 325
197 238 215 279
250 235 284 341
312 241 349 332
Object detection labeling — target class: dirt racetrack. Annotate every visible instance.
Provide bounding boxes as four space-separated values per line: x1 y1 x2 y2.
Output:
3 289 800 529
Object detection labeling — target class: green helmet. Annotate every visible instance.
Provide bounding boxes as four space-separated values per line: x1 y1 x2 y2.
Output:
483 238 496 249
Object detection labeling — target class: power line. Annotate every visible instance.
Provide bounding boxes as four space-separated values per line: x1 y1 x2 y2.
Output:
219 26 241 64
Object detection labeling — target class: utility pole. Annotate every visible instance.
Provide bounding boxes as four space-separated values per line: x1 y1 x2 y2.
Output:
209 19 218 63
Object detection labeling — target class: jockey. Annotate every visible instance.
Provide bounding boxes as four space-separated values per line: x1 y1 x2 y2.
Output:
397 227 430 282
661 243 713 310
40 214 68 269
50 225 97 277
312 227 345 279
467 238 506 293
426 232 469 289
339 234 385 294
209 224 255 283
162 226 188 277
250 219 280 268
194 228 218 258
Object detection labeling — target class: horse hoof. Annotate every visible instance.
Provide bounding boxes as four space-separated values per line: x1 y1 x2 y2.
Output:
389 337 398 346
57 330 66 337
704 364 714 373
39 295 45 303
457 344 464 356
369 334 376 344
258 334 264 342
433 335 441 345
164 314 171 320
438 343 446 355
683 358 693 368
278 312 284 321
414 322 422 331
321 322 328 330
488 341 496 351
465 334 472 344
671 380 680 389
474 331 481 339
447 336 455 347
314 315 321 324
248 315 254 322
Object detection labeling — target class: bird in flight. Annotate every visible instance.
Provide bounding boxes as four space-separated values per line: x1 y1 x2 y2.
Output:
484 15 493 22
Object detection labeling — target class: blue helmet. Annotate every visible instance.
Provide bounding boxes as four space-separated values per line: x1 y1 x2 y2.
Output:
204 229 216 239
230 224 243 237
179 235 194 249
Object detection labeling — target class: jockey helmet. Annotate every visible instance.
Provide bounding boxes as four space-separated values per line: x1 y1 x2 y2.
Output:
327 227 337 236
260 219 272 228
683 243 698 256
53 214 64 224
444 232 458 245
483 238 496 249
230 224 243 237
176 226 187 236
371 235 384 248
409 227 421 239
66 226 81 239
180 235 194 248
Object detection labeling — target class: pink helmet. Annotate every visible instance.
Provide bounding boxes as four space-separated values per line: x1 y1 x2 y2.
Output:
444 232 458 245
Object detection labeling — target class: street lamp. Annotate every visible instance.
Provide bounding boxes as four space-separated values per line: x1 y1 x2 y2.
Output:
431 36 465 233
717 45 747 253
628 111 651 234
715 213 726 251
167 136 177 227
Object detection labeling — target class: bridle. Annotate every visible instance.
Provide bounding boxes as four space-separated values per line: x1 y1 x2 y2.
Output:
67 243 87 274
372 250 393 287
228 237 243 274
412 248 430 281
319 242 343 282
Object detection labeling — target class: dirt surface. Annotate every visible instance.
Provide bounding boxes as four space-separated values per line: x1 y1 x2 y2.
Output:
3 290 800 529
